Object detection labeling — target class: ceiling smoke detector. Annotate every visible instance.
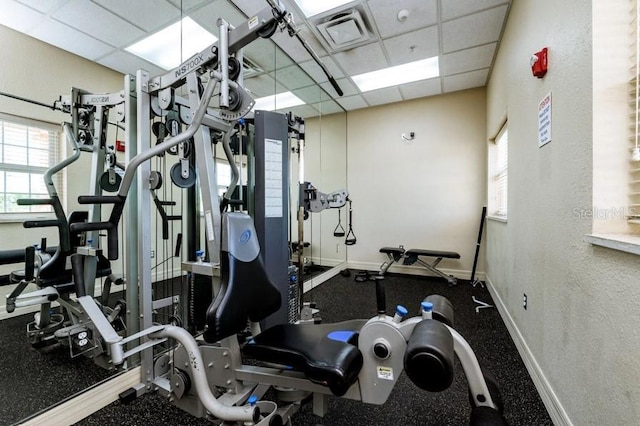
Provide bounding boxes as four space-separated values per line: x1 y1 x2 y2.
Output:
315 9 374 52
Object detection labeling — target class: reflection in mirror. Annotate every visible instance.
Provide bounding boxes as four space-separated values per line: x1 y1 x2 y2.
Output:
0 0 347 423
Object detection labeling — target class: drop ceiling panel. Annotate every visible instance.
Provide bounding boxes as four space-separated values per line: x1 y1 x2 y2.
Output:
367 0 437 38
362 87 402 106
312 99 344 115
96 50 165 76
320 78 358 97
93 0 180 32
441 5 508 53
0 0 512 111
399 78 442 100
190 1 247 36
441 43 496 76
167 0 210 12
332 42 388 75
292 86 324 104
52 0 145 47
383 25 438 66
269 66 315 91
0 1 46 33
229 0 267 17
336 95 368 110
271 24 328 64
287 104 320 118
298 57 344 83
442 0 509 21
31 19 116 61
16 0 67 14
442 68 489 92
243 74 286 98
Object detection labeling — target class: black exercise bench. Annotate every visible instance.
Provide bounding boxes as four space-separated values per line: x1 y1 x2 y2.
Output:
379 246 460 286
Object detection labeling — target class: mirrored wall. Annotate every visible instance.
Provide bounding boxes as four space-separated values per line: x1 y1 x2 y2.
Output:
0 0 347 424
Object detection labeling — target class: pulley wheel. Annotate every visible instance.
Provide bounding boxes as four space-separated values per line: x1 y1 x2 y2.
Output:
149 170 163 190
170 163 196 188
152 121 165 138
258 20 278 38
228 57 241 81
228 87 242 112
99 171 122 192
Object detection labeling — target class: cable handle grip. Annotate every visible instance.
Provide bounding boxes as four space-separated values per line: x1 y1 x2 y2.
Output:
71 253 86 297
17 198 53 205
24 245 36 281
23 219 61 229
328 76 344 97
78 195 124 205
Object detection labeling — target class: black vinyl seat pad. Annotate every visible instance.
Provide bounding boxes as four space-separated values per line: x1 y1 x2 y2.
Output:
404 249 460 259
242 323 364 397
379 246 406 255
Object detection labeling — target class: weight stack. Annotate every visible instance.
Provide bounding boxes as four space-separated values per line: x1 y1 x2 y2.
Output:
188 273 214 333
287 265 299 324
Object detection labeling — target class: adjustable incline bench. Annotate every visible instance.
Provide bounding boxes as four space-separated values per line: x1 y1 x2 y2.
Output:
379 246 460 286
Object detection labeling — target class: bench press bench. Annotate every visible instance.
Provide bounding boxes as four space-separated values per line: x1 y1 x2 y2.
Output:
379 246 460 286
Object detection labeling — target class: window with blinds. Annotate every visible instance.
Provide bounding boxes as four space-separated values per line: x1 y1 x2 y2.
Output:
630 0 640 221
0 114 61 216
492 125 508 218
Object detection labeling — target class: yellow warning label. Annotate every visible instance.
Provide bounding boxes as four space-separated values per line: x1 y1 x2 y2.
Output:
377 366 394 381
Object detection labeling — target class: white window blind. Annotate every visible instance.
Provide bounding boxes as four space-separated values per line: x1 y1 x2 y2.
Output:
630 0 640 220
494 126 508 218
0 114 61 216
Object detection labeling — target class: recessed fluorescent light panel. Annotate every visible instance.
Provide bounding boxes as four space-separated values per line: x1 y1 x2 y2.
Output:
293 0 354 17
253 92 305 111
126 17 217 70
351 57 440 92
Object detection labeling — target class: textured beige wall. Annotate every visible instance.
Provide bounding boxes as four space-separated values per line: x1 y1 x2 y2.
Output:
345 88 487 276
486 0 640 424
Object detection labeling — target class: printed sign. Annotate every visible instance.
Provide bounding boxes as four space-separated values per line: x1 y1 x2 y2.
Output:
376 366 394 381
538 92 552 147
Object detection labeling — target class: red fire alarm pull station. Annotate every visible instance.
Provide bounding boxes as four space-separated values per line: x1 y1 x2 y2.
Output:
116 140 125 152
531 47 548 78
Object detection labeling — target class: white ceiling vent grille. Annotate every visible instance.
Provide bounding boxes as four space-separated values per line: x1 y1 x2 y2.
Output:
315 9 374 52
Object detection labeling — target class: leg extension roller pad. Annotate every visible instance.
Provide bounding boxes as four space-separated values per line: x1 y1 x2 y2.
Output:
403 319 455 392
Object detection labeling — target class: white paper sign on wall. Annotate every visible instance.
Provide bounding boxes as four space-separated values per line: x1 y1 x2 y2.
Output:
538 92 552 147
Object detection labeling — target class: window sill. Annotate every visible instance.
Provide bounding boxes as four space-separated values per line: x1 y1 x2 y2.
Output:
487 215 508 223
583 233 640 256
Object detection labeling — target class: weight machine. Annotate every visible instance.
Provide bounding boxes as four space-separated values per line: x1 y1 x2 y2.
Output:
8 1 509 424
4 85 136 368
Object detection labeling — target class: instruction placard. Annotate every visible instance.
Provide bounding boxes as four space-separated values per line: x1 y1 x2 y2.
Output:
538 92 552 147
264 138 283 218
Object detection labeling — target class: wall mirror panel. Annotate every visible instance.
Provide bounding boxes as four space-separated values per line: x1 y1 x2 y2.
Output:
0 0 346 424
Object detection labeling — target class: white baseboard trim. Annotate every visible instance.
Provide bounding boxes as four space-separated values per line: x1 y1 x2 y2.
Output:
346 260 485 281
302 261 347 293
484 275 572 426
19 366 142 426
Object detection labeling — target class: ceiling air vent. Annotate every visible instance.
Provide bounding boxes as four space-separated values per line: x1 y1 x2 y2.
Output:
315 9 374 52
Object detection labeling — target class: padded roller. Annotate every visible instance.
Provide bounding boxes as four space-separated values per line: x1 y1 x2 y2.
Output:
469 406 509 426
424 294 455 327
404 319 454 392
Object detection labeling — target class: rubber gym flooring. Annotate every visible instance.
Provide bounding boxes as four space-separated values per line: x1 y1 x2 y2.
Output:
4 272 553 425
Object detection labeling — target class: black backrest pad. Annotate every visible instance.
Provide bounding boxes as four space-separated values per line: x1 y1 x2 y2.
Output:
203 213 281 343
